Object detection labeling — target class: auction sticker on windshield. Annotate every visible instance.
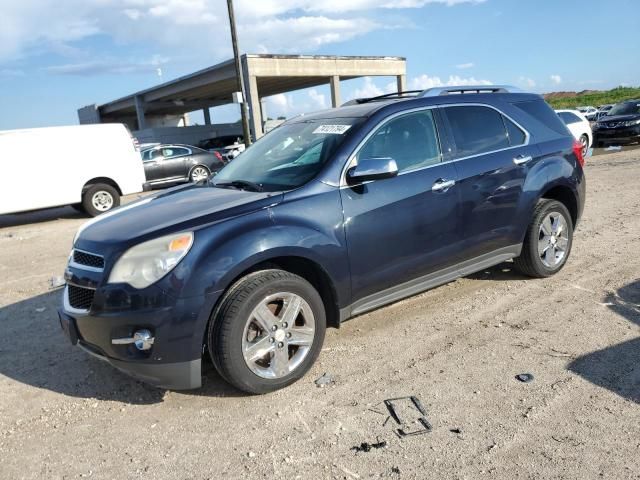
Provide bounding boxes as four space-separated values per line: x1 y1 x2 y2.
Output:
313 125 351 135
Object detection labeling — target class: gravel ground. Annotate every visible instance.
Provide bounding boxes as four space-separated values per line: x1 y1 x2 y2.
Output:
0 149 639 480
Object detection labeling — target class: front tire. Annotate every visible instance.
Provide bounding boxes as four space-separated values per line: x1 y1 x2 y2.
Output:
208 270 326 394
514 199 573 278
81 183 120 217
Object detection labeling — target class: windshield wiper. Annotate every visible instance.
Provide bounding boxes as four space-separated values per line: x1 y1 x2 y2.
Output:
212 180 264 192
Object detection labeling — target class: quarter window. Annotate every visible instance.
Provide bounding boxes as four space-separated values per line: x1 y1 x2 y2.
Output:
444 106 510 157
557 111 582 125
356 110 441 173
503 115 527 146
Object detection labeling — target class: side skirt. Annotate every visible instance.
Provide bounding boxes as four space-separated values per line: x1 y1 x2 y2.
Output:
339 244 522 322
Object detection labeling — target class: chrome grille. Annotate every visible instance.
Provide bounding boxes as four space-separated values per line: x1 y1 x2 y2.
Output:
68 285 95 311
72 250 104 270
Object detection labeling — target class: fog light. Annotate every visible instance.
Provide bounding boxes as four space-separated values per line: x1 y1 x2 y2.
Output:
112 329 155 351
133 330 154 351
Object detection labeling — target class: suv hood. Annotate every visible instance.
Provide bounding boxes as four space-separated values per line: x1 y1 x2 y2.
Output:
75 183 282 252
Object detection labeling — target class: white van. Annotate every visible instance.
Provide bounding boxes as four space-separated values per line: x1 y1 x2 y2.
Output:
0 123 145 217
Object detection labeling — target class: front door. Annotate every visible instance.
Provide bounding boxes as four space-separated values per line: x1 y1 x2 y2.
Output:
160 146 190 181
340 109 464 307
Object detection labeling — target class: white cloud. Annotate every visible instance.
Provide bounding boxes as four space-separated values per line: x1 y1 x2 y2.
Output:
455 62 474 69
550 74 562 85
410 73 492 89
0 0 485 63
46 55 169 76
518 76 536 88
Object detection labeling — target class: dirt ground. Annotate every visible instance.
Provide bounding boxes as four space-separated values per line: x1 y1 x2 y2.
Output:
0 149 639 480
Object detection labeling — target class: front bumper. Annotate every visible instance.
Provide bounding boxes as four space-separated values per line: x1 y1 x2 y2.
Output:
594 125 640 145
58 283 220 390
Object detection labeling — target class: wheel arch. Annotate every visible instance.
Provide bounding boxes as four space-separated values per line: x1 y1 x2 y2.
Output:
540 184 578 228
83 177 123 196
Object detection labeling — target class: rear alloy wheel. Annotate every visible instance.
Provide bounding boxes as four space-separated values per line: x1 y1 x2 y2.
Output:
579 134 589 158
81 183 120 217
209 269 326 394
514 199 573 278
190 165 210 183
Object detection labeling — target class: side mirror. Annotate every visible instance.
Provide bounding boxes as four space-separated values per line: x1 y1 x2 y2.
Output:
346 158 398 184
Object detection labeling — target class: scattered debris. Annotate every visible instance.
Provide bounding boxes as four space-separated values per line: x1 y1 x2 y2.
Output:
450 427 462 434
605 146 622 151
384 396 432 437
551 435 585 447
488 442 498 452
391 466 401 474
35 307 46 313
351 440 387 453
314 372 334 388
515 373 535 383
49 276 65 289
247 451 256 458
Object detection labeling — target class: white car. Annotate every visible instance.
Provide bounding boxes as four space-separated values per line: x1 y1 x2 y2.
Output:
556 109 593 157
576 106 599 121
0 124 145 217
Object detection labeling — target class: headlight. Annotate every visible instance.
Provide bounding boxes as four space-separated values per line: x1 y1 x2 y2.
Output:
623 119 640 127
108 232 193 289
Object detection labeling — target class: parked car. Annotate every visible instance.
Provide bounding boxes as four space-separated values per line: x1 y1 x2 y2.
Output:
0 123 144 217
596 104 614 120
593 99 640 147
141 144 226 188
59 85 586 393
555 109 592 156
198 135 243 151
577 106 599 121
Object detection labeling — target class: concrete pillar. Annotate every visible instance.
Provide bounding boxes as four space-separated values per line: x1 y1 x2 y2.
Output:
247 75 263 140
396 74 407 93
203 108 211 126
134 95 146 130
329 75 341 107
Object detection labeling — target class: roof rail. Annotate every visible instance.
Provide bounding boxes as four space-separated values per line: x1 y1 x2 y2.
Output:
341 90 423 106
418 85 523 97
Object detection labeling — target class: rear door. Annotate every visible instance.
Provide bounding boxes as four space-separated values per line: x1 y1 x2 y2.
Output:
340 108 464 306
143 147 164 182
442 104 537 259
160 146 191 180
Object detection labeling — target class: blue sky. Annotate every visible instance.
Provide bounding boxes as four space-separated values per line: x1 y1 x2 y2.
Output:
0 0 638 130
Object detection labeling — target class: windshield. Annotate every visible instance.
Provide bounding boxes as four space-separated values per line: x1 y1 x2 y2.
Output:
212 117 362 192
607 102 640 116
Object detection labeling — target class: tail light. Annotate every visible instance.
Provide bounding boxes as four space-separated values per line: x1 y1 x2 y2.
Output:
214 151 224 162
573 139 585 167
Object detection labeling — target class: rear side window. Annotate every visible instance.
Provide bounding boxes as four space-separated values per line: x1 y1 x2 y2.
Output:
503 116 527 146
444 106 510 158
512 100 568 135
557 112 582 125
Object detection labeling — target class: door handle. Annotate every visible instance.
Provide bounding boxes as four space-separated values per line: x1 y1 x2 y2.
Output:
432 179 456 192
513 155 532 165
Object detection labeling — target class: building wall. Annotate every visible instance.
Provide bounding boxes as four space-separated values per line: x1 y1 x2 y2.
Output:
77 104 101 124
133 123 243 146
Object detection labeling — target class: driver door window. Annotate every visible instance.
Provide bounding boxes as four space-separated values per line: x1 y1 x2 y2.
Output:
356 110 441 173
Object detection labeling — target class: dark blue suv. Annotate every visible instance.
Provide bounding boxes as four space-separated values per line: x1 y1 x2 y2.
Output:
59 86 586 393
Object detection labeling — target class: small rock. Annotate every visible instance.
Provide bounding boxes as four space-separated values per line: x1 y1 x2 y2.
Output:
314 372 334 387
515 373 534 383
247 451 256 458
35 307 46 313
450 427 462 434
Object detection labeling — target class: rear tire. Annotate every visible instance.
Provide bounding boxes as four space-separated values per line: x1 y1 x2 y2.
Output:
189 165 210 183
208 269 326 394
579 134 589 158
81 183 120 217
513 199 573 278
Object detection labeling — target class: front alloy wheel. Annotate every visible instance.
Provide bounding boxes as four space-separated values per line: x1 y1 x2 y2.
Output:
242 292 315 379
209 269 326 394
